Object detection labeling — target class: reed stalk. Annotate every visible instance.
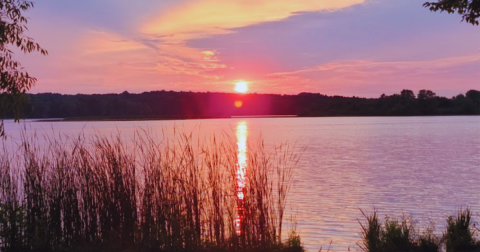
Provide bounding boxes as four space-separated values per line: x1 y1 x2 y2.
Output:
0 129 299 252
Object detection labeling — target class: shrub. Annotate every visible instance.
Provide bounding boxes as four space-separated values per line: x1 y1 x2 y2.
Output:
444 208 480 252
283 230 304 252
358 209 440 252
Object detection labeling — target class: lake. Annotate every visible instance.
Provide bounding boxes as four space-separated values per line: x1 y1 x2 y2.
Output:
3 116 480 251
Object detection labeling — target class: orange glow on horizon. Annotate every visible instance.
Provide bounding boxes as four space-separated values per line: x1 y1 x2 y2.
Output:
235 81 248 93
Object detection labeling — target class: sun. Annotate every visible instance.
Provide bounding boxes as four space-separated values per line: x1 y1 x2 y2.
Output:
234 81 248 93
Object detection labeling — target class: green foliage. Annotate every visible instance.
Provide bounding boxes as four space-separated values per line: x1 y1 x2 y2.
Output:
424 0 480 25
0 203 27 251
444 208 480 252
283 231 305 252
359 210 383 252
418 227 440 252
0 0 47 136
382 216 415 252
358 209 441 252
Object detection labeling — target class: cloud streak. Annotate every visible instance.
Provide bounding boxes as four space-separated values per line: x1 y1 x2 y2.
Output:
267 53 480 96
144 0 366 39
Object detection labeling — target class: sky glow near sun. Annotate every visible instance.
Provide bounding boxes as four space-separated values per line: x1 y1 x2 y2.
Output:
16 0 480 97
235 81 248 93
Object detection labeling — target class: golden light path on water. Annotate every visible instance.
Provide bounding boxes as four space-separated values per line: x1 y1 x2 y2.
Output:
235 121 248 235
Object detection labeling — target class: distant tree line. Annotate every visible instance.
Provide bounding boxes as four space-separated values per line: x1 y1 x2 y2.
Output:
5 89 480 120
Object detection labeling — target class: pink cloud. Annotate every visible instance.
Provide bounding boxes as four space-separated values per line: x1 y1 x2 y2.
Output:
266 54 480 96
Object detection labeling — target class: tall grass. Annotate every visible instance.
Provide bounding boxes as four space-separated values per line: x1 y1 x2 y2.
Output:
0 130 300 252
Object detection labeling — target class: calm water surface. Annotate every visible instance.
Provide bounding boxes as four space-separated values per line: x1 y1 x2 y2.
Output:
3 116 480 251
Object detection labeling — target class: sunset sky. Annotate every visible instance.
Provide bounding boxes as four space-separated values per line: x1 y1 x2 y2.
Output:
18 0 480 97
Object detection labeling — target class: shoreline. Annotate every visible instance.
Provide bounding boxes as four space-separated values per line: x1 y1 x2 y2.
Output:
28 114 480 123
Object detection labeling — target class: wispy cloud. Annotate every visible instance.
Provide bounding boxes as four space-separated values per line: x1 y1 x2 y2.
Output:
267 54 480 96
144 0 366 39
271 53 480 76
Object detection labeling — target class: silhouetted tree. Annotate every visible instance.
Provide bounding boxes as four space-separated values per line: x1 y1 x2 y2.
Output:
466 89 480 112
417 90 438 114
401 89 416 99
0 0 47 136
15 89 479 120
424 0 480 25
466 89 480 100
418 90 436 100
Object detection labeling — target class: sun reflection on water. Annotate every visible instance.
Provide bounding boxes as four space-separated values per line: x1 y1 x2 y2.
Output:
235 121 248 235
